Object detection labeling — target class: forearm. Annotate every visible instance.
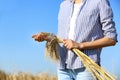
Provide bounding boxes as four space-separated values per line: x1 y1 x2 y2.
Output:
79 37 117 49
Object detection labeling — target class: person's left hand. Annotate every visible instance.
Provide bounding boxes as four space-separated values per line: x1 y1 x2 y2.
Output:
32 33 47 42
63 39 79 50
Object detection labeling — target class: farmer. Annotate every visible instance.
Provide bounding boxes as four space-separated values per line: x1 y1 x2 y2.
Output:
32 0 117 80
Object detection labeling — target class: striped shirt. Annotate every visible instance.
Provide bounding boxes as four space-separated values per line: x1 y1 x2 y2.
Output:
57 0 117 69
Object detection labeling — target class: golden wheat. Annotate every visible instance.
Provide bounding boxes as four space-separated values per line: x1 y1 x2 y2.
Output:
0 70 57 80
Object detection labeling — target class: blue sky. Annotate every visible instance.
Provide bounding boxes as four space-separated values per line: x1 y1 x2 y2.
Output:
0 0 120 77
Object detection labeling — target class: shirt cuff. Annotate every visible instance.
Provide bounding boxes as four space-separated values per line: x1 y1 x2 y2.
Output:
104 32 118 42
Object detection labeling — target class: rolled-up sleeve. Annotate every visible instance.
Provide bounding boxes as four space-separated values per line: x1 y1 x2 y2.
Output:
99 0 117 41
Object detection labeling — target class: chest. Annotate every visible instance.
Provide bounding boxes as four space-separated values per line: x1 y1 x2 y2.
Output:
58 1 99 22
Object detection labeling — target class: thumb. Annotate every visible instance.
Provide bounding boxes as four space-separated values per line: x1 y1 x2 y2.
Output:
32 35 36 38
63 39 67 41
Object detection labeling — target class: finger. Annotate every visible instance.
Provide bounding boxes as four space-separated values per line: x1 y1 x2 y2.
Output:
39 37 44 41
38 35 45 40
66 40 73 49
34 35 40 41
63 39 67 45
35 38 38 41
38 33 46 39
63 39 67 41
63 39 68 44
35 36 43 42
64 43 68 48
66 44 70 49
32 35 37 38
64 41 70 48
67 42 72 49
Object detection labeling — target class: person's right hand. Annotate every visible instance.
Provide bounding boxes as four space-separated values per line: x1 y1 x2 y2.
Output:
32 33 47 42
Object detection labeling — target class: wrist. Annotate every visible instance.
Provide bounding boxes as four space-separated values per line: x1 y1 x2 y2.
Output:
79 43 85 49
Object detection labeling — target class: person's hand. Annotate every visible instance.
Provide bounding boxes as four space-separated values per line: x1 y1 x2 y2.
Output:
63 39 80 50
32 33 47 42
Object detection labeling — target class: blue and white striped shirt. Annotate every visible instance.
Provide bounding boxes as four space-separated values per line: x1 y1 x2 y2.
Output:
57 0 117 69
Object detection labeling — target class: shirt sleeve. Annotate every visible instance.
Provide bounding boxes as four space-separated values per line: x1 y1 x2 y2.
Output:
99 0 117 41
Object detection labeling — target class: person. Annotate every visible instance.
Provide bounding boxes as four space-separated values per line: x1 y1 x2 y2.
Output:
32 0 117 80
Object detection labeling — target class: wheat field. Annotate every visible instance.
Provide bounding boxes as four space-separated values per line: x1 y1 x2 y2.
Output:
0 70 57 80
